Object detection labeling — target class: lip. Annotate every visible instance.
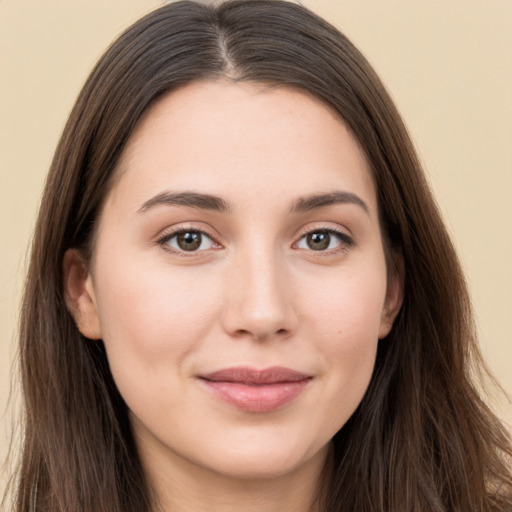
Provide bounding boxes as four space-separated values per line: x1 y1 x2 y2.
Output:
198 366 312 412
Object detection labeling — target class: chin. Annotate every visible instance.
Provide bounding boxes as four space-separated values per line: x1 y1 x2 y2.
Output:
195 437 330 482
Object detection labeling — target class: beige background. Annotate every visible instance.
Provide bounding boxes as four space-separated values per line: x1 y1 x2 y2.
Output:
1 0 511 492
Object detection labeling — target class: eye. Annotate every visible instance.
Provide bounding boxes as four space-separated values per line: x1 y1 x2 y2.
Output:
159 229 217 253
296 229 352 252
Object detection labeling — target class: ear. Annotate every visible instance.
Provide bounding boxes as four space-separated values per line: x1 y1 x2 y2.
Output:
63 249 102 340
378 251 404 339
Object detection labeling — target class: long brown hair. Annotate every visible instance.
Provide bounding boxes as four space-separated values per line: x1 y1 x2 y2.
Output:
6 1 511 510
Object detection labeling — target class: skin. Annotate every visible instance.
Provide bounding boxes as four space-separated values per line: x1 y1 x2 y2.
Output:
64 81 402 512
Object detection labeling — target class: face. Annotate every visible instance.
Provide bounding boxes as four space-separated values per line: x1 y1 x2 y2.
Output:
65 81 401 484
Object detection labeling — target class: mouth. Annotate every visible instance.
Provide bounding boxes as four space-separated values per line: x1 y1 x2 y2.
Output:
198 366 312 412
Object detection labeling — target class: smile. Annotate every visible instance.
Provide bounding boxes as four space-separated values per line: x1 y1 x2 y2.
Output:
199 366 312 412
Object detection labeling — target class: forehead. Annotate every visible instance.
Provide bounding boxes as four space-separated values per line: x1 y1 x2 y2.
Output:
109 80 377 215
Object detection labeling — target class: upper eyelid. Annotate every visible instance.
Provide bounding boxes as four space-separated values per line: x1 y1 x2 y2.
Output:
296 224 354 241
156 224 220 243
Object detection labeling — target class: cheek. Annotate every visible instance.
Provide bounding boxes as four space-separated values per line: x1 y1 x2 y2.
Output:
298 264 387 422
91 255 223 392
301 262 387 346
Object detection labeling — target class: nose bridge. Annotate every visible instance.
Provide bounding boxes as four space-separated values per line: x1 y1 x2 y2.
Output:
222 239 295 340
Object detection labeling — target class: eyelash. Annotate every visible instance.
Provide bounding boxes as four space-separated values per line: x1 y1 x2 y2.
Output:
295 226 354 255
155 225 354 256
156 227 220 256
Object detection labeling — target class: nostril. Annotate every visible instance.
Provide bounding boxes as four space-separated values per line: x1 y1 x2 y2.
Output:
232 328 290 342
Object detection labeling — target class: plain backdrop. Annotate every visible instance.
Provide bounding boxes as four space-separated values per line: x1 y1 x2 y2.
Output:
1 0 511 493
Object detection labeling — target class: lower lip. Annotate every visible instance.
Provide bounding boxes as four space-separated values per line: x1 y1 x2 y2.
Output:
200 379 310 412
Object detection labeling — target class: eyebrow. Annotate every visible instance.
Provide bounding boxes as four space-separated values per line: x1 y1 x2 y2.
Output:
138 191 231 213
137 189 369 215
291 191 369 214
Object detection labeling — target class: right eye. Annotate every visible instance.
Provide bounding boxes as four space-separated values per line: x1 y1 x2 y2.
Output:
158 229 218 253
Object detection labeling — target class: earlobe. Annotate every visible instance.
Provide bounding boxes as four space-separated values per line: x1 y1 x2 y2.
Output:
63 249 102 340
378 252 404 339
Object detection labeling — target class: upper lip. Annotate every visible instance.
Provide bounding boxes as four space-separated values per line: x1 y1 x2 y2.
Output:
200 366 311 385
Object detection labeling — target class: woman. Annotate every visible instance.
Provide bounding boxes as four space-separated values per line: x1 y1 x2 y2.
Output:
6 0 512 510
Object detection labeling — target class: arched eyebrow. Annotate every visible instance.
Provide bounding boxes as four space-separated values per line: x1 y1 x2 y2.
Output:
137 191 231 213
291 191 369 215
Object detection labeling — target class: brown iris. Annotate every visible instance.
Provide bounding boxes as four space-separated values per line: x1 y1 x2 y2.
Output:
306 231 331 251
176 231 202 251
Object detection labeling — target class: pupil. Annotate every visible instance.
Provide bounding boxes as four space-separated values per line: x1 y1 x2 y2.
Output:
177 232 201 251
307 231 330 250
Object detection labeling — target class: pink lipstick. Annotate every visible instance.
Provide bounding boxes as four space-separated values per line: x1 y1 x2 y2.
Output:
199 366 311 412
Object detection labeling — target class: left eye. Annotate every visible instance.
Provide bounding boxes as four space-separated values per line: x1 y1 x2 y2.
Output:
296 230 346 251
164 230 216 252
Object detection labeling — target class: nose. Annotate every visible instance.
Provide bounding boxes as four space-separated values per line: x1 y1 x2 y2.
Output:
221 247 297 342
